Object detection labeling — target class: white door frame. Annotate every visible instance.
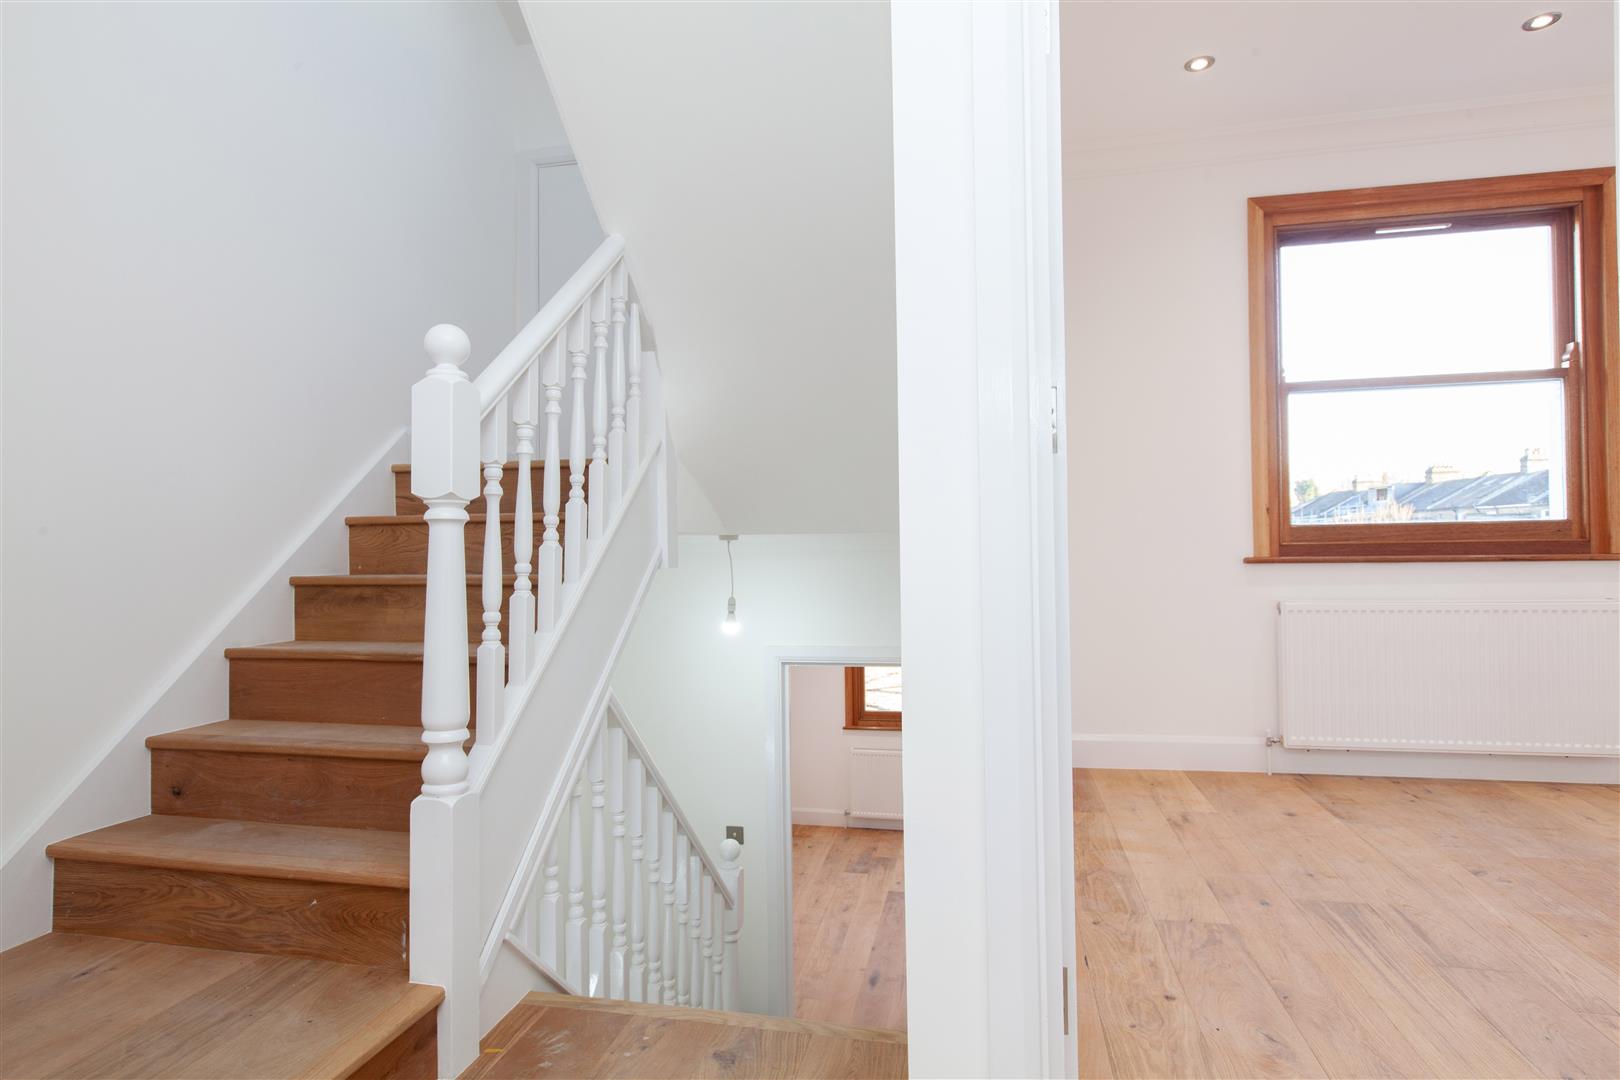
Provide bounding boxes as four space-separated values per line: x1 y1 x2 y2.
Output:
762 645 902 1018
512 145 579 324
891 3 1077 1076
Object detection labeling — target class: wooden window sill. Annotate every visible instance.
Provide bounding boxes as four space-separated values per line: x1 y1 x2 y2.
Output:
1245 553 1620 564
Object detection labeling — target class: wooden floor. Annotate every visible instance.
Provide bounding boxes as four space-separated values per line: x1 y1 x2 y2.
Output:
791 825 906 1031
462 993 906 1079
0 931 440 1079
1075 768 1620 1080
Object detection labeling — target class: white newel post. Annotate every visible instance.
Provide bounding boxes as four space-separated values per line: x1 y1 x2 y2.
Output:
608 727 629 1000
539 340 564 631
660 809 678 1005
408 324 481 1078
508 368 537 683
565 311 589 585
673 832 691 1006
588 729 608 996
587 284 609 561
476 405 507 746
626 303 642 470
607 262 628 516
718 838 743 1012
627 757 648 1002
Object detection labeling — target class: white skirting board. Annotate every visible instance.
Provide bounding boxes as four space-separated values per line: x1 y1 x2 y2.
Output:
1071 733 1620 784
791 807 904 831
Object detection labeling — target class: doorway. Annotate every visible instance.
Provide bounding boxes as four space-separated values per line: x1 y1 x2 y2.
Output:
784 661 907 1031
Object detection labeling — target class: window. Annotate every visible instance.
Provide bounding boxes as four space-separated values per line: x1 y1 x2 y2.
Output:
845 665 901 730
1248 169 1618 561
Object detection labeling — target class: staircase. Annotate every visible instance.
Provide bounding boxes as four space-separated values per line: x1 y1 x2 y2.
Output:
0 237 751 1080
1 460 552 1079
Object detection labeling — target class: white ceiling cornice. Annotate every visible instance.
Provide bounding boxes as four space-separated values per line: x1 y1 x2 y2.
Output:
1064 88 1615 180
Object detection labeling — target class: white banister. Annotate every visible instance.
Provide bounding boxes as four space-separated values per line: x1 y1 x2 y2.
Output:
564 309 588 585
587 282 610 559
700 872 715 1009
627 756 648 1002
687 852 703 1008
660 807 678 1005
608 728 629 1000
674 833 691 1006
538 340 564 633
538 855 560 973
508 369 536 685
588 730 608 996
608 264 628 515
626 302 642 473
566 776 587 989
475 406 506 748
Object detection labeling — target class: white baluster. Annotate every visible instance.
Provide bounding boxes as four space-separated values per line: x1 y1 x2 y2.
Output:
538 339 564 631
607 262 628 515
687 852 704 1008
718 838 743 1012
626 301 642 471
587 284 609 560
566 777 587 990
627 756 647 1002
700 871 715 1008
564 310 588 584
659 808 677 1005
508 368 536 683
673 831 691 1006
538 851 561 973
608 727 629 999
475 405 507 747
412 325 477 797
588 729 608 996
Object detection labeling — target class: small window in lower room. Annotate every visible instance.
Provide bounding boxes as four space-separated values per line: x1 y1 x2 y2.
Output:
844 665 902 730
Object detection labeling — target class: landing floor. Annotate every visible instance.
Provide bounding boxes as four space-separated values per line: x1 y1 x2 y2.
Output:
1076 768 1620 1079
790 824 906 1031
462 992 906 1079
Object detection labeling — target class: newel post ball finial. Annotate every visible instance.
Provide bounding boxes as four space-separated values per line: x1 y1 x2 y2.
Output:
424 323 471 375
720 838 741 866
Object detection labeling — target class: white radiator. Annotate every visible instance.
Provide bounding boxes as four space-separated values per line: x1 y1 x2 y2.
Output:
848 748 904 821
1278 601 1620 757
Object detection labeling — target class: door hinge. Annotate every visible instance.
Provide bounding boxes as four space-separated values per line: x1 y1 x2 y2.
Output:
1061 965 1070 1035
1049 385 1060 454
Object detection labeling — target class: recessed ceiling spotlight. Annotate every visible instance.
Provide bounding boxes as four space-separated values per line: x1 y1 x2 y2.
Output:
1184 54 1215 73
1521 11 1561 30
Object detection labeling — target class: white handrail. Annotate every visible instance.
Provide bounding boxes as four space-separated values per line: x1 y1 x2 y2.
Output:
474 235 627 416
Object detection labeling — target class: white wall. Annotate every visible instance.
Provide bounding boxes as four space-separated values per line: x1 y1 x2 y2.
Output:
1065 94 1620 780
1 2 561 860
788 664 901 827
609 533 900 1016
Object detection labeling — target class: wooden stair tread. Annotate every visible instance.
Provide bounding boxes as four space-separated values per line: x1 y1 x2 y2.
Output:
147 720 429 761
291 573 518 586
464 992 907 1080
347 512 544 525
0 932 439 1080
225 640 477 662
46 815 408 889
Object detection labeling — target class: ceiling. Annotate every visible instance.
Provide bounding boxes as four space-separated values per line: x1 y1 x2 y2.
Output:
521 0 897 535
1063 0 1615 148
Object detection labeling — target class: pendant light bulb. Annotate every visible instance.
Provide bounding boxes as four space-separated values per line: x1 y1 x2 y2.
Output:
719 534 741 636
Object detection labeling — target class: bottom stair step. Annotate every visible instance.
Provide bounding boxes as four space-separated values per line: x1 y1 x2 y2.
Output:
0 931 440 1079
46 816 408 967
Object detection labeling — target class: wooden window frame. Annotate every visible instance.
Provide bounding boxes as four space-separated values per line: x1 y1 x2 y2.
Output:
844 666 901 731
1247 168 1620 563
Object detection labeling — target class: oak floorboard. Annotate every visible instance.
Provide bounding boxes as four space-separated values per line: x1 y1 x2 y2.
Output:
791 825 906 1032
1080 769 1618 1079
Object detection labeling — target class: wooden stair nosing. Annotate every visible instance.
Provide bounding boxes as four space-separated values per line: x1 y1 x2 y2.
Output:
224 640 477 662
45 815 409 889
147 720 430 761
290 573 519 587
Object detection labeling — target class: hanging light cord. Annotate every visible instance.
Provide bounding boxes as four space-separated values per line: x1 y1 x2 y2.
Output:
725 538 736 598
